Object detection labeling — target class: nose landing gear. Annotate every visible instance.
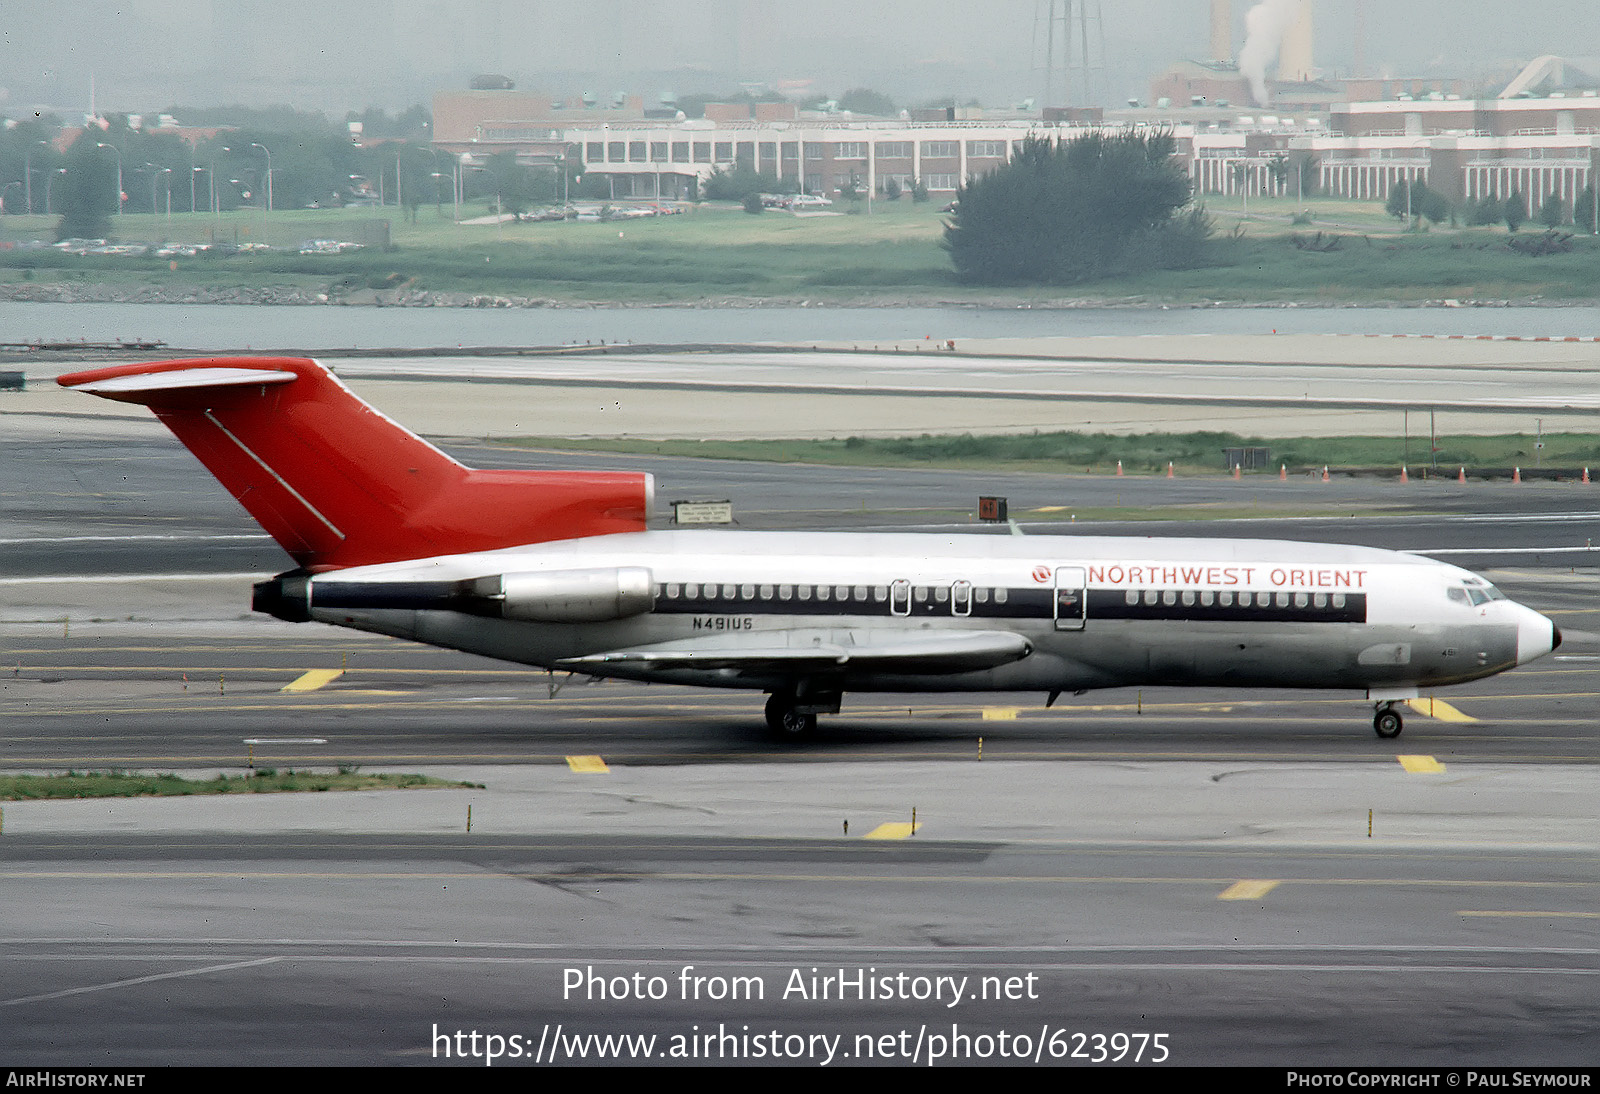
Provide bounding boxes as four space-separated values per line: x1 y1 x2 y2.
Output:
1373 701 1404 739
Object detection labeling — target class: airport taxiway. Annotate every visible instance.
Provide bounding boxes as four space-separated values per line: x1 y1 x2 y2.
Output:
3 340 1598 1066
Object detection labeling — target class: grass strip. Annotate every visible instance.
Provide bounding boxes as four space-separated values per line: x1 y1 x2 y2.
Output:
0 770 483 800
504 430 1600 476
3 200 1598 305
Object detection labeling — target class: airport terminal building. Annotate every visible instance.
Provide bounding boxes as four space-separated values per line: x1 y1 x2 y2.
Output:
432 83 1600 217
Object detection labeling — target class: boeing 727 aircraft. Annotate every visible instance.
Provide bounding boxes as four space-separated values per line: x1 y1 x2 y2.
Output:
60 356 1561 739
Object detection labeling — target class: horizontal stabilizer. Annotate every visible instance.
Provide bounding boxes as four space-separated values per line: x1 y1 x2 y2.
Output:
561 629 1033 675
62 367 299 395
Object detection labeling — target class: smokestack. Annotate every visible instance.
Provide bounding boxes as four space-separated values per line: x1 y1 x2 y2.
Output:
1211 0 1232 63
1279 0 1314 82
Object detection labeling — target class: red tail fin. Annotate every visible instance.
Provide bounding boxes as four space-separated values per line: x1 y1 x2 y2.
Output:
59 357 652 570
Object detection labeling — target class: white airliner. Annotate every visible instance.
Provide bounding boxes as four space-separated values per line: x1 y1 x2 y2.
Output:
60 356 1560 739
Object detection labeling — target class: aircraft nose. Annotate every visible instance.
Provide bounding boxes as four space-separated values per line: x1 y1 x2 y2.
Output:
1516 606 1560 665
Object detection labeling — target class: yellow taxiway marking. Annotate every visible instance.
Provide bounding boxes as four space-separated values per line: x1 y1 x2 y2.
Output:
1218 880 1281 901
1405 697 1478 723
863 822 921 840
565 755 610 774
280 669 345 693
981 707 1020 720
1459 911 1600 919
1397 755 1447 773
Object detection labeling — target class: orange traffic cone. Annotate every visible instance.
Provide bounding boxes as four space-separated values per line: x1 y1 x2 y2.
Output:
1399 465 1408 482
1232 464 1241 480
1167 462 1174 478
1585 467 1591 484
1116 460 1124 477
1458 466 1466 484
1513 466 1522 483
1321 465 1330 482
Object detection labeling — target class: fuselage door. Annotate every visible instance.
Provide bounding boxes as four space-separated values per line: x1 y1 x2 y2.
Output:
890 579 912 617
951 580 972 616
1054 566 1086 631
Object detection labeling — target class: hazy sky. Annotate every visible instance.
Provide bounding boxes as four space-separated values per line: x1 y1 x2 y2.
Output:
2 1 1597 118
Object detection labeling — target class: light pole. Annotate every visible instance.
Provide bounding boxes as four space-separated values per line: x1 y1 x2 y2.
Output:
95 143 123 216
25 140 48 215
46 167 65 216
250 142 272 213
159 167 173 234
211 147 230 224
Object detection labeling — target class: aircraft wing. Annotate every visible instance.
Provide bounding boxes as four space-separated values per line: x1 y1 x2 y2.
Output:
559 629 1033 675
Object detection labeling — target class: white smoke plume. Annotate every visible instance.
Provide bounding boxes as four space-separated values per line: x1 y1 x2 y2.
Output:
1238 0 1303 106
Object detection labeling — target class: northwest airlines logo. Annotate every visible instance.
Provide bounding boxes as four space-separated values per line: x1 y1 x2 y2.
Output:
1086 563 1369 590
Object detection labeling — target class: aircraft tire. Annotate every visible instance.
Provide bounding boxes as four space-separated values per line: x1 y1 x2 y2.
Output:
765 693 817 737
1373 708 1403 739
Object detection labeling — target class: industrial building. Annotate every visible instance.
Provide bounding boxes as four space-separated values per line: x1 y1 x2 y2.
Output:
429 0 1600 218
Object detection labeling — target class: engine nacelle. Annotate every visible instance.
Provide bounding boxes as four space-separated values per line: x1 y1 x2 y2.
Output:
472 567 655 623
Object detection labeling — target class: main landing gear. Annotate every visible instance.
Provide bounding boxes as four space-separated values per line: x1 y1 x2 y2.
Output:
765 693 816 736
764 684 841 739
1373 701 1404 739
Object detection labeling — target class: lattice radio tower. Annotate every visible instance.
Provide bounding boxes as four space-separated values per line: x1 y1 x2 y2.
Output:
1033 0 1106 109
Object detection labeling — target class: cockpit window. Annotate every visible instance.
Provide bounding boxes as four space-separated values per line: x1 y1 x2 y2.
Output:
1457 579 1506 605
1447 587 1470 605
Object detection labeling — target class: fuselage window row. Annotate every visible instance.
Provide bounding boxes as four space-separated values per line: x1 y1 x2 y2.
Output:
652 582 1363 622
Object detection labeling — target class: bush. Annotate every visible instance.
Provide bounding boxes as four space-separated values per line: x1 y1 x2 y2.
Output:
943 130 1205 285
